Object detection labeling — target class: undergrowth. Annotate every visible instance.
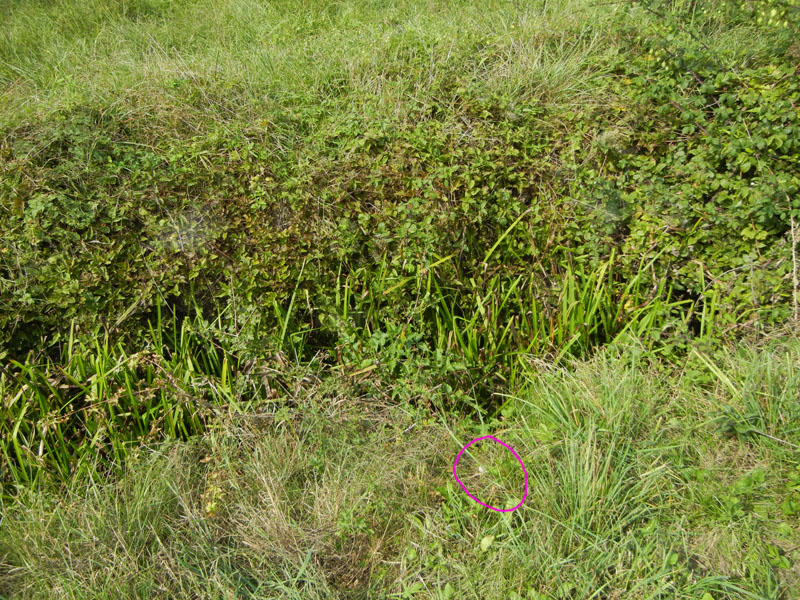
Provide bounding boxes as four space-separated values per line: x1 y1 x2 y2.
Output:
2 337 799 598
1 0 800 597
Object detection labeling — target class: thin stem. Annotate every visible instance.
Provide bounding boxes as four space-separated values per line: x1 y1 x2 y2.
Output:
790 197 799 329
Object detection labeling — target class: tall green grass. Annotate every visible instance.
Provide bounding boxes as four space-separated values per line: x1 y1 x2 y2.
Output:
0 300 254 490
1 254 691 491
0 0 619 137
330 249 690 390
3 336 798 598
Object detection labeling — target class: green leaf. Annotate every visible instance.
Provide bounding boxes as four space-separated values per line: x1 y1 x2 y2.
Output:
402 582 424 598
781 496 800 516
480 535 495 552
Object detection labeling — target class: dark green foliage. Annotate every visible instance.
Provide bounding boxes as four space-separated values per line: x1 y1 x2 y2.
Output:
1 0 800 489
4 1 798 360
590 0 800 328
0 301 244 488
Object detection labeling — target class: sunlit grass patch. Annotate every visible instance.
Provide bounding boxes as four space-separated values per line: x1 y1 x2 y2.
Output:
2 337 799 598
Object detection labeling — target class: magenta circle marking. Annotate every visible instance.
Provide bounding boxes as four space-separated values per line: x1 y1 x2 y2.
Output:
452 435 528 513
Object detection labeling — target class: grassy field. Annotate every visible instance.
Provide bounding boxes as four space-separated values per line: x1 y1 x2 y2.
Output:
1 0 617 130
2 0 800 598
3 337 800 598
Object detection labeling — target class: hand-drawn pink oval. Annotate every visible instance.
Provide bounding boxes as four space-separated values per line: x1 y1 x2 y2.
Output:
452 435 528 513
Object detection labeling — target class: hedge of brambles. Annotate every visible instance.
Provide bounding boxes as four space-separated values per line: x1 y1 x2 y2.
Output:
1 0 798 359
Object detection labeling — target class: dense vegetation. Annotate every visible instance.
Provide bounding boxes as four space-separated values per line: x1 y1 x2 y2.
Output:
4 341 800 598
1 0 799 598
